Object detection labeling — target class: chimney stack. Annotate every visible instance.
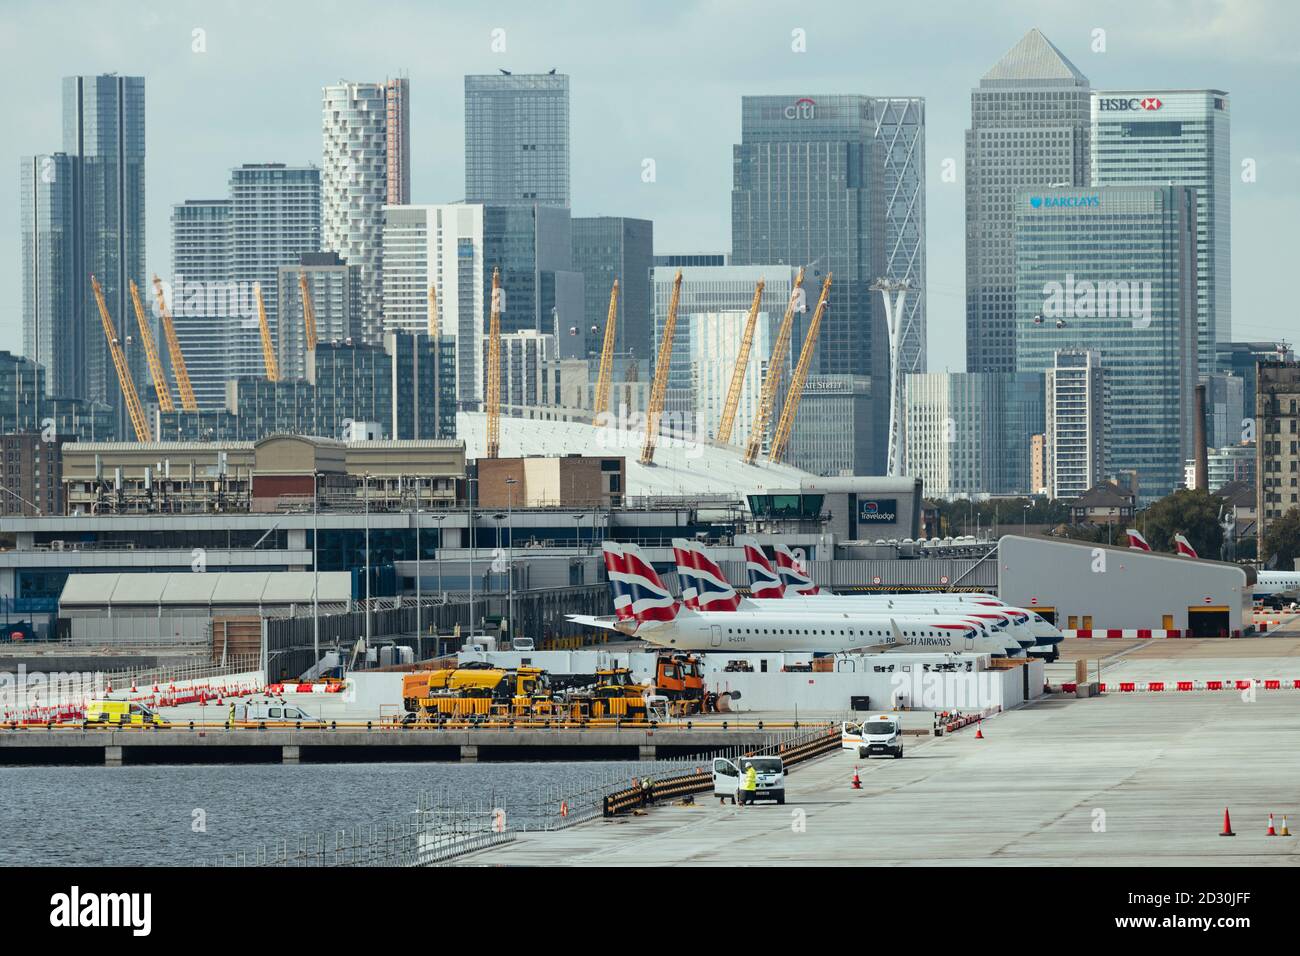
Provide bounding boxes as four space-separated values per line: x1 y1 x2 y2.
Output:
1193 383 1209 491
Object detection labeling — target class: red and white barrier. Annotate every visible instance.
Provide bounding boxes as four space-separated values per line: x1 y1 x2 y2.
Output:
1066 629 1184 639
1048 678 1300 694
265 682 347 695
3 671 263 723
937 705 1002 735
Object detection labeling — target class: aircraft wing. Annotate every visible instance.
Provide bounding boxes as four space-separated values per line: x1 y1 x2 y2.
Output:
566 614 640 637
837 641 900 654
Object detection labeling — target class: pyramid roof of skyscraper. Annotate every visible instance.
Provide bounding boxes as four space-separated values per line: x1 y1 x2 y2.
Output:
982 28 1089 86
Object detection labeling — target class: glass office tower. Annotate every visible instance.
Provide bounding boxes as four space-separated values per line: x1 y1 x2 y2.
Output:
20 153 79 400
63 74 147 433
1014 186 1198 502
966 30 1091 376
1092 89 1231 377
904 372 1043 496
731 94 887 472
465 73 570 207
572 217 654 362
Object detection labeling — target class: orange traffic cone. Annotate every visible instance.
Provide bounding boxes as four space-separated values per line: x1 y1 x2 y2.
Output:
560 800 569 818
975 722 984 739
1280 816 1292 837
1220 807 1236 837
1267 814 1278 836
851 767 862 790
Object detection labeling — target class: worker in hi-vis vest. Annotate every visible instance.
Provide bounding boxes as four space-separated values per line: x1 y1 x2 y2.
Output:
739 762 758 806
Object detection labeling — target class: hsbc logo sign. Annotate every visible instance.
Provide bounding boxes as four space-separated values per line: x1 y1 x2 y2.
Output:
1098 96 1163 112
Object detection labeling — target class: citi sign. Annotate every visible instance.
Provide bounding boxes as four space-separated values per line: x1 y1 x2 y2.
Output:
1098 96 1163 111
784 97 816 119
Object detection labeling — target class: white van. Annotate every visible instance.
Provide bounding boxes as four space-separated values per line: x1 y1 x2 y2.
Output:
712 755 787 805
848 714 903 759
233 699 318 723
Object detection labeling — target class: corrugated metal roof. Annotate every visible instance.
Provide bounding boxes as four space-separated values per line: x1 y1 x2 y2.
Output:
257 434 346 447
347 440 465 449
210 571 271 603
64 441 256 452
110 573 169 604
59 574 119 605
261 571 351 602
801 477 920 494
160 574 221 603
60 571 353 607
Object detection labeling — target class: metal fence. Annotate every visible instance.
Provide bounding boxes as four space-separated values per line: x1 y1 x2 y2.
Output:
5 654 262 712
264 584 609 678
96 654 262 690
211 725 837 867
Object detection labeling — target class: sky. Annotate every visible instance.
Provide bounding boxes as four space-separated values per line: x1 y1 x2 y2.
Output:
1 0 1297 373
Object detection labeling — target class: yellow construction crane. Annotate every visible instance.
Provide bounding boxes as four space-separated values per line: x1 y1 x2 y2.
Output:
152 275 198 412
592 279 620 425
427 283 439 339
768 273 833 465
743 267 805 464
91 275 152 442
254 282 279 382
485 268 503 458
639 270 682 466
715 279 764 445
128 279 174 413
298 270 318 351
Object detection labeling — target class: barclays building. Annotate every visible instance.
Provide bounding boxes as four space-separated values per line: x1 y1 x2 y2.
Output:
1014 186 1198 502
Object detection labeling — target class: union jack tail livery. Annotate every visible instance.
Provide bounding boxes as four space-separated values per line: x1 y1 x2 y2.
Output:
671 538 742 611
1174 532 1198 559
602 542 679 623
772 543 821 595
735 536 785 598
1125 528 1152 552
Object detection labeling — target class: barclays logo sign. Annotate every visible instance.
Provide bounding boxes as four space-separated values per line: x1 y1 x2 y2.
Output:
1029 195 1101 209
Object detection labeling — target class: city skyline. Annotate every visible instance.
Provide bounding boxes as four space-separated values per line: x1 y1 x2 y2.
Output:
3 1 1296 375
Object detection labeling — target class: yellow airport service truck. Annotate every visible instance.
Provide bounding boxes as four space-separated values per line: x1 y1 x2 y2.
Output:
401 664 562 721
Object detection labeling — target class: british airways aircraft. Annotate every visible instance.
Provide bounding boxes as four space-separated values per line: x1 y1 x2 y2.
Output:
727 537 1064 660
673 538 1026 657
568 543 1016 656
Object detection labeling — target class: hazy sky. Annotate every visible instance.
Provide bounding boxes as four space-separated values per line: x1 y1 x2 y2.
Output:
2 0 1296 372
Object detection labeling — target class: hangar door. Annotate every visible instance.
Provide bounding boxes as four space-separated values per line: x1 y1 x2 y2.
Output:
1187 606 1230 638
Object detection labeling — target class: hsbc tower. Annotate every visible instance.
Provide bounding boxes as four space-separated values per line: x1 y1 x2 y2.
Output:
1091 89 1231 378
